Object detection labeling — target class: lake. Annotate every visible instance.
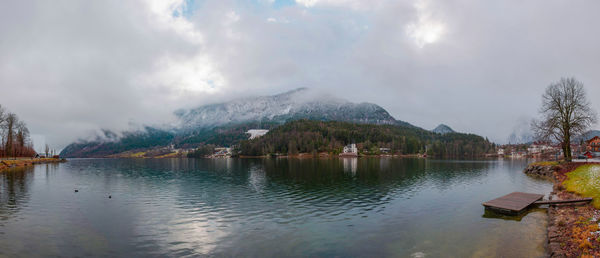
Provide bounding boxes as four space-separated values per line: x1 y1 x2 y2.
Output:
0 158 551 257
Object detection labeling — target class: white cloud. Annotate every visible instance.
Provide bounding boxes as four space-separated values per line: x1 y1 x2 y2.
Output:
266 17 290 24
295 0 380 10
225 11 241 24
2 0 600 148
146 0 203 44
405 0 446 48
139 54 226 95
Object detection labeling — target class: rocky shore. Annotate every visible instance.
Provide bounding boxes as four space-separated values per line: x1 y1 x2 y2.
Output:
523 162 557 178
526 162 600 257
0 158 66 171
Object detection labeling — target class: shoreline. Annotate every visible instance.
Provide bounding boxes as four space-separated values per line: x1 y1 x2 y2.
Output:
73 152 500 159
238 153 424 158
525 162 600 257
0 158 66 172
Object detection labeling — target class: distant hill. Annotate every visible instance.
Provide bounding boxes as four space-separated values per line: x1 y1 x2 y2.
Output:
432 124 455 134
573 130 600 143
60 88 489 158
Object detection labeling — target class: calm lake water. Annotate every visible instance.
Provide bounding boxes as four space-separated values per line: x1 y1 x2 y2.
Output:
0 158 552 257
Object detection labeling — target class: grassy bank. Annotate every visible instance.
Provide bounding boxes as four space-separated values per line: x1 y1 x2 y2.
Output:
529 161 559 167
547 162 600 257
563 164 600 209
0 158 66 171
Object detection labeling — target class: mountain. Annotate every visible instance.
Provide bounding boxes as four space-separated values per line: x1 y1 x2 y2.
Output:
573 130 600 143
432 124 455 134
61 88 415 157
174 88 408 129
507 118 535 144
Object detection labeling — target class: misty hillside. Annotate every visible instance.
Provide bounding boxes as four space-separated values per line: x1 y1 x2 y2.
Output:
174 88 410 129
572 130 600 143
61 89 418 157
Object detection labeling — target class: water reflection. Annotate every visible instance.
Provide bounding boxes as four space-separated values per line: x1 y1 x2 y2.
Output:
482 207 547 222
0 158 551 257
342 157 357 175
0 166 34 225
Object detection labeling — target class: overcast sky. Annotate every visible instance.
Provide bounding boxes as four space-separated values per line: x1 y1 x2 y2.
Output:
1 0 600 150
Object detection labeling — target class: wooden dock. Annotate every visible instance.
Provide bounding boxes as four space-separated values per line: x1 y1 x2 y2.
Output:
483 192 594 215
482 192 544 215
533 198 593 205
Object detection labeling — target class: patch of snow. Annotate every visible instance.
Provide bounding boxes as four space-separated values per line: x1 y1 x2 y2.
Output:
247 129 269 139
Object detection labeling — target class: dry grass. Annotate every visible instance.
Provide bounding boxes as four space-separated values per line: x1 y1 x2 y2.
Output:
0 158 63 172
530 161 559 166
154 152 179 158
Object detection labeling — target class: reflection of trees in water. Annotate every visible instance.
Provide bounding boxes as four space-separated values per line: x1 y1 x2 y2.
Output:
0 166 35 223
252 158 428 218
252 158 500 216
157 158 398 224
91 158 501 225
417 159 497 190
47 158 517 256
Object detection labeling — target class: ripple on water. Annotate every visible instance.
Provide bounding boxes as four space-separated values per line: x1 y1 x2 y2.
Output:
0 158 551 257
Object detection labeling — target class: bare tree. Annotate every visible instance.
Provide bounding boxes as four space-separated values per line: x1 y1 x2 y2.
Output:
4 113 17 158
45 144 50 158
0 104 5 125
16 121 29 157
532 77 597 161
0 106 34 158
0 105 5 156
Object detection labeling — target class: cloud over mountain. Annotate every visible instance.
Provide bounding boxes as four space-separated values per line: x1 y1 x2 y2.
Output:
1 0 600 149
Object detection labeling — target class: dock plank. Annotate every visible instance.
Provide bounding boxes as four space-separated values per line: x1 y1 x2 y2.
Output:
482 192 544 213
534 198 592 205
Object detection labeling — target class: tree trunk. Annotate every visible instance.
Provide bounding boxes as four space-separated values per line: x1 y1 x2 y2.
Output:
564 133 572 162
565 144 572 162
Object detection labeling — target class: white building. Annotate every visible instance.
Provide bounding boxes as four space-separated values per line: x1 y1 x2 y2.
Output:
379 147 391 154
211 147 232 157
527 143 555 155
214 147 231 154
343 144 358 154
497 148 504 156
527 146 540 154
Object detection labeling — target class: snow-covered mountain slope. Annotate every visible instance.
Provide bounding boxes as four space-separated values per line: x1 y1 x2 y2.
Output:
175 88 409 129
573 130 600 143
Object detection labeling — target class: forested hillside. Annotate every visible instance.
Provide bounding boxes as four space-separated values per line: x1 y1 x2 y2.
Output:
239 120 495 157
60 122 279 158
